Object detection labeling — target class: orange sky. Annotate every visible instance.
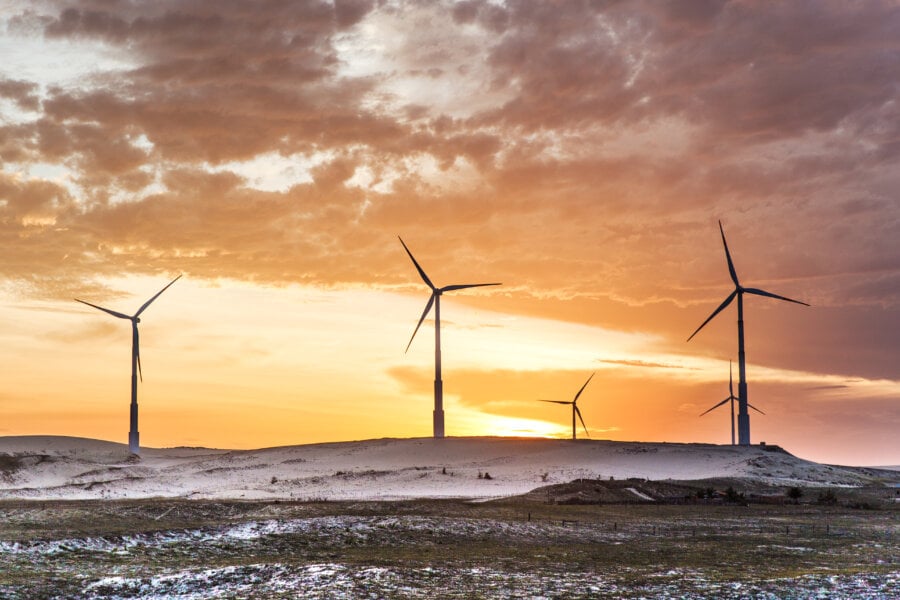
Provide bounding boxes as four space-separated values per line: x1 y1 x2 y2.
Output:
0 1 898 466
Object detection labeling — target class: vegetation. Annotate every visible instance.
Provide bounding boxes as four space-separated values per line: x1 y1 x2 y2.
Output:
0 488 896 598
787 486 804 503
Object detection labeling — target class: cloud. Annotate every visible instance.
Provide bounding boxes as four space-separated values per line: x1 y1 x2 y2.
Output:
0 78 40 111
600 359 690 370
0 0 897 386
45 320 121 344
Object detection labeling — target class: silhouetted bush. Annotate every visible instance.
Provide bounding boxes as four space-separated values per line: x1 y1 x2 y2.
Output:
697 487 715 500
725 486 745 504
787 486 804 503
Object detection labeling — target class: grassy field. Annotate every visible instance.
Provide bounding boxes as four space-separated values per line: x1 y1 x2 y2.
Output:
0 489 897 599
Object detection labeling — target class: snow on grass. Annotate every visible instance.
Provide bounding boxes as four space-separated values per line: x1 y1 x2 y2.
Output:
0 514 621 559
70 565 900 600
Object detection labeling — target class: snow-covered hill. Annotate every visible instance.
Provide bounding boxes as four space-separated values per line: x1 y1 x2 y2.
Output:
0 436 895 501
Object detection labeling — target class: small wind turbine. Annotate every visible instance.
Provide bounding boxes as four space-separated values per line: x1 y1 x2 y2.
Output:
699 361 764 446
539 372 594 440
399 236 501 439
687 220 807 446
76 275 182 454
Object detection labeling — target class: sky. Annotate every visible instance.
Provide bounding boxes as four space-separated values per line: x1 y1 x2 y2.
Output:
0 0 897 466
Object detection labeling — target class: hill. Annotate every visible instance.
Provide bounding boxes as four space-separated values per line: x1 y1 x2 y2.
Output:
0 436 896 501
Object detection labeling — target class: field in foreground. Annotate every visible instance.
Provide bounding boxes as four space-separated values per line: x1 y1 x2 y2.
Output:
1 497 897 599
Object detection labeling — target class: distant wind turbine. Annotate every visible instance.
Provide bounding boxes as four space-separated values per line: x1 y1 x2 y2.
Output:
699 361 764 446
687 221 807 446
399 236 501 439
75 275 182 455
539 373 595 440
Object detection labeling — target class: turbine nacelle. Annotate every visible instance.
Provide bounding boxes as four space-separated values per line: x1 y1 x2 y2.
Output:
399 236 500 353
687 221 808 342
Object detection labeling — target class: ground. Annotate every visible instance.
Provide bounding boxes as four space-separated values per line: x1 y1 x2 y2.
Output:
1 487 897 599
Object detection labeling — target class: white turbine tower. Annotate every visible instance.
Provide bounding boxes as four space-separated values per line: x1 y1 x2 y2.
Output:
699 361 764 446
76 275 181 454
399 237 501 439
688 221 807 446
538 372 595 440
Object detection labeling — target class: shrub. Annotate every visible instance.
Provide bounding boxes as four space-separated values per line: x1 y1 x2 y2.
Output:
787 486 804 503
725 486 745 503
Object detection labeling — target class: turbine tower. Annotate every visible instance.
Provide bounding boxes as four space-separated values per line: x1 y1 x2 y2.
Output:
688 221 807 446
538 372 594 440
76 275 181 454
399 237 501 439
699 361 764 446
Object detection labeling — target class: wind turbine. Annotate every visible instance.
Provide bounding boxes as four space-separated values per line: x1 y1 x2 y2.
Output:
687 221 807 446
399 236 501 439
538 373 594 440
699 361 764 446
75 275 182 455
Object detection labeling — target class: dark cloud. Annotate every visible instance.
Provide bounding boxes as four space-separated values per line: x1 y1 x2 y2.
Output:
35 0 390 165
0 79 40 111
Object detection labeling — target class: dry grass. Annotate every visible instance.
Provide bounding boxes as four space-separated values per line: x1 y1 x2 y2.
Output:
0 488 896 598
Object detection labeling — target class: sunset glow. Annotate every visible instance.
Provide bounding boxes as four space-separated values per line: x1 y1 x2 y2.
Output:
0 1 897 466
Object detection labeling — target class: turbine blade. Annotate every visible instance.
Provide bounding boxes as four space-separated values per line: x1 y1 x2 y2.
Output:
719 220 740 286
687 290 737 342
398 236 435 291
135 274 182 317
575 405 590 439
133 324 143 383
74 299 132 320
729 361 734 396
748 402 765 415
441 283 502 292
572 372 595 403
743 287 809 307
699 397 730 416
405 294 435 353
538 399 573 405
